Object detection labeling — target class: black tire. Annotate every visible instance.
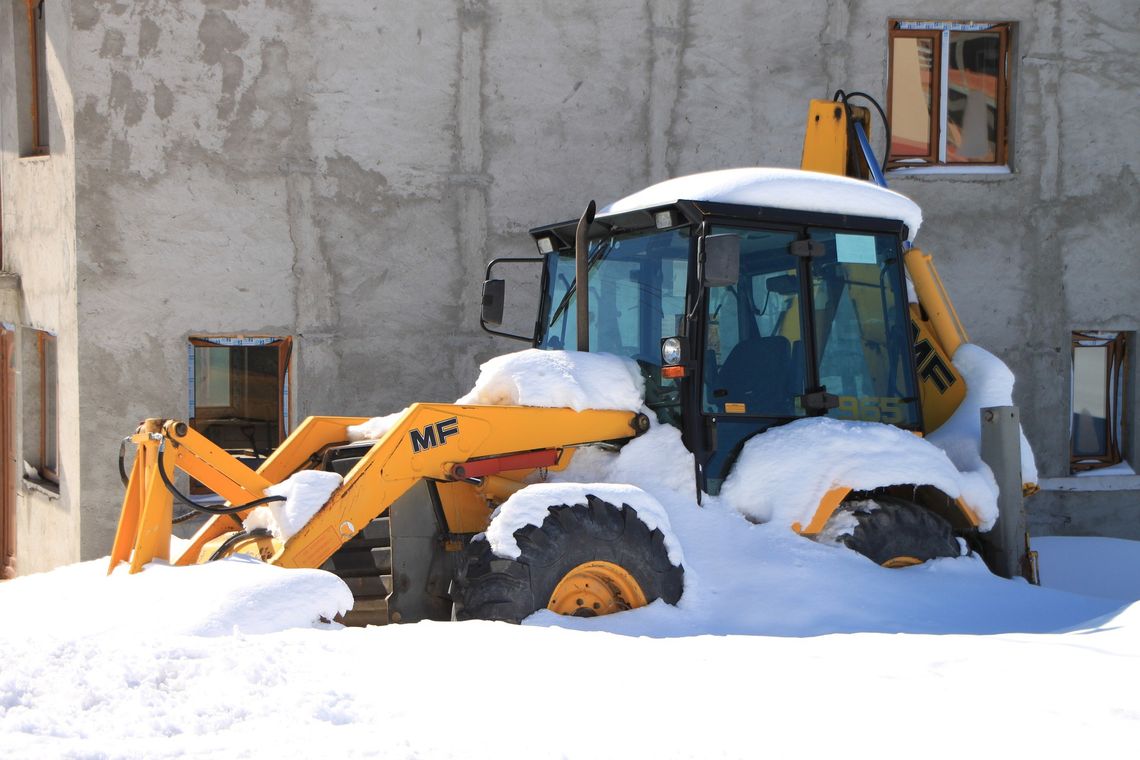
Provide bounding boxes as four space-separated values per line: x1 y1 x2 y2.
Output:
455 494 684 623
833 496 961 567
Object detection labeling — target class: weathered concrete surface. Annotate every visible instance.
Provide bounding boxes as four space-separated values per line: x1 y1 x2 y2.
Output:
0 0 82 573
1031 486 1140 541
68 0 1140 556
0 0 1134 566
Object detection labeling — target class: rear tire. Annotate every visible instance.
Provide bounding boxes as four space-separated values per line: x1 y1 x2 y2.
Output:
455 494 683 623
830 496 960 567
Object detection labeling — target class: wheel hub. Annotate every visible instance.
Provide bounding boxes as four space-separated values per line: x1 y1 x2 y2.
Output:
547 561 648 617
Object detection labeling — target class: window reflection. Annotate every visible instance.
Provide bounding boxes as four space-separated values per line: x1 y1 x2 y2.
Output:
890 36 934 158
947 32 1000 162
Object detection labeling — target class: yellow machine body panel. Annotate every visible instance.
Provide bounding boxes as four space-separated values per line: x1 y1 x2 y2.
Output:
801 99 873 180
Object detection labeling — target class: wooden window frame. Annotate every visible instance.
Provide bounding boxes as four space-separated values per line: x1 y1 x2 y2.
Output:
1 328 15 578
37 331 57 483
187 336 292 496
25 0 49 156
188 335 293 444
887 20 1011 170
1070 331 1128 472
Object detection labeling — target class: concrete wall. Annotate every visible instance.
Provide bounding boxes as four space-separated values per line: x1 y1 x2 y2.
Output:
0 0 82 573
0 0 1131 563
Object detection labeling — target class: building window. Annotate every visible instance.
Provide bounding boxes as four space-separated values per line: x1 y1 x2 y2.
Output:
887 20 1012 169
14 0 49 156
188 337 292 464
1071 331 1128 472
22 329 57 485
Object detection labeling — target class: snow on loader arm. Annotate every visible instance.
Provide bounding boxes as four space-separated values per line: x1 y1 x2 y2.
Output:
109 404 651 578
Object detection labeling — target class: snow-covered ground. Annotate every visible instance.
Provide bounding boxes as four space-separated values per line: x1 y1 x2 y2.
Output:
2 515 1137 759
4 349 1136 758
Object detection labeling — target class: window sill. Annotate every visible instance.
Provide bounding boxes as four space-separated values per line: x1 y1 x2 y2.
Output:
1037 475 1140 493
23 477 60 499
887 165 1012 178
17 153 51 163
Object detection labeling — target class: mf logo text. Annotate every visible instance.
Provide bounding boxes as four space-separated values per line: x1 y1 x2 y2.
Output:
410 417 460 453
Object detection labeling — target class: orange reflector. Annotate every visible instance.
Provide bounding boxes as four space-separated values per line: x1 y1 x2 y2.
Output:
724 403 746 414
661 365 686 379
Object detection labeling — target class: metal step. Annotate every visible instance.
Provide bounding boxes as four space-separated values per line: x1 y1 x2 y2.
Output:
338 573 392 599
325 515 395 627
327 546 392 576
336 595 389 627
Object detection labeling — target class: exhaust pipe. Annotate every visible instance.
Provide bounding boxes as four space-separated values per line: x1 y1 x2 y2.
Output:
575 200 596 352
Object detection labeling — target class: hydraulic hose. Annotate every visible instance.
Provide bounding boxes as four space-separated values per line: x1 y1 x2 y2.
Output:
207 528 274 562
155 443 286 516
117 437 132 487
832 89 892 175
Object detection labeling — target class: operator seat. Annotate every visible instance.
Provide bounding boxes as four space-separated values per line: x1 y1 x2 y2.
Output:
715 335 793 415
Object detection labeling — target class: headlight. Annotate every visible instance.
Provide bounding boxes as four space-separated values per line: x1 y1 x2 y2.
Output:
661 337 683 366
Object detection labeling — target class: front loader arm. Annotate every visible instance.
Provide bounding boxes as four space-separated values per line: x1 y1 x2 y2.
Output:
110 405 649 574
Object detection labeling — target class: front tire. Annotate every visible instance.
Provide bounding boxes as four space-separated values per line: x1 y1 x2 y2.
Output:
455 495 683 623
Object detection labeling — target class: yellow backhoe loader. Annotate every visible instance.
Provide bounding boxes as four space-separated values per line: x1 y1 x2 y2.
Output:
109 93 1034 625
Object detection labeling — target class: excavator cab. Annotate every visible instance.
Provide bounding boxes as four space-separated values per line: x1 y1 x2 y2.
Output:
484 192 923 495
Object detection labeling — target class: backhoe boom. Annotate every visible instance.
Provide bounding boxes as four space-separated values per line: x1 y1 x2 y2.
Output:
109 405 649 575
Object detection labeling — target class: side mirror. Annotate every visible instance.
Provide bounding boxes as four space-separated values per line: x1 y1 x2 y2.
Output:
702 234 740 288
480 257 544 342
481 279 506 326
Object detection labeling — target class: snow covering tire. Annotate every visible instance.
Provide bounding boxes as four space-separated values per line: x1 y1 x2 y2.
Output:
454 495 683 623
834 497 960 567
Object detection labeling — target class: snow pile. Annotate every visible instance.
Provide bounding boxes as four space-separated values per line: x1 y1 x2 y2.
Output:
243 470 343 542
455 348 644 411
554 422 697 500
601 168 924 241
18 558 351 638
485 482 684 567
719 417 999 530
346 407 408 442
1 570 1135 760
928 342 1038 484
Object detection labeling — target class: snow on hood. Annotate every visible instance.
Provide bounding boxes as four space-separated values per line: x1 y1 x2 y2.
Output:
601 168 924 241
928 343 1038 484
243 470 344 542
455 349 645 412
484 482 684 567
719 417 999 531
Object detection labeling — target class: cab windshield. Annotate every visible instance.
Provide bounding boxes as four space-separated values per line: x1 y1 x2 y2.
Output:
539 227 691 424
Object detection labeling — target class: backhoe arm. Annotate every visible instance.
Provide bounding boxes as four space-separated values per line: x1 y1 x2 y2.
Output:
109 405 649 574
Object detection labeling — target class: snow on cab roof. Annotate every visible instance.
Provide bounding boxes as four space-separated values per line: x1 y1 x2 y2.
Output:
600 168 924 241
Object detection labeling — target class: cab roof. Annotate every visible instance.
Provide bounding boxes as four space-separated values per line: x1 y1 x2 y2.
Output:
599 168 922 241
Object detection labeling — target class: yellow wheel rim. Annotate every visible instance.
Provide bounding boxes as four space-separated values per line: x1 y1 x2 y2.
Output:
883 555 923 568
547 561 648 617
